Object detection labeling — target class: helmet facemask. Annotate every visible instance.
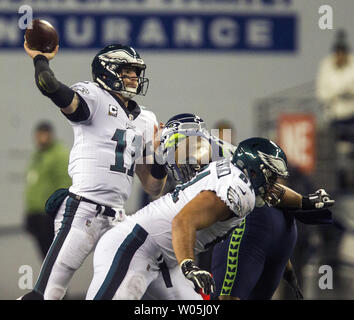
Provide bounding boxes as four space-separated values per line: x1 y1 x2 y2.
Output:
97 61 149 99
259 166 287 206
161 115 211 184
162 134 211 184
250 163 289 207
233 138 289 208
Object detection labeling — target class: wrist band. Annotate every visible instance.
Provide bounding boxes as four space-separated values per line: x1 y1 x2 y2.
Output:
150 152 167 179
33 54 49 66
301 196 312 210
180 258 194 267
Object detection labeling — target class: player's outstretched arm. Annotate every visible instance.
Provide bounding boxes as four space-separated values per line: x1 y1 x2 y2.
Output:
172 190 232 294
24 41 83 117
274 184 335 210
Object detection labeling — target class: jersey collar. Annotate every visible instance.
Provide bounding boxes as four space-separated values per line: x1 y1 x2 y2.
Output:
109 92 141 121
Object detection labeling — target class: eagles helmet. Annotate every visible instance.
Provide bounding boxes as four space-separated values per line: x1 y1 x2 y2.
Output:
91 44 149 99
161 113 211 183
232 137 289 206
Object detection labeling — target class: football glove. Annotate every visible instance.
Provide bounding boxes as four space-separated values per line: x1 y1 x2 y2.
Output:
302 189 335 210
180 259 215 295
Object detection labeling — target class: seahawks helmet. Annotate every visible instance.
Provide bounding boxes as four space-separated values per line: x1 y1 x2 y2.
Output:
161 113 210 183
161 113 208 146
232 137 289 206
91 44 149 99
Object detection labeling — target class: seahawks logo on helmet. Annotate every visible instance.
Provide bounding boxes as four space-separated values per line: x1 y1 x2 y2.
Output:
257 150 289 178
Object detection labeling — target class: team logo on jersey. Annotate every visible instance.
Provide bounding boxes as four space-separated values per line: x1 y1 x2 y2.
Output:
71 85 89 95
227 186 242 216
108 104 118 117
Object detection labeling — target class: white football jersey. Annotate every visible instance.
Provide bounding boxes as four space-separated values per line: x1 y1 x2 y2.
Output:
126 158 255 267
66 81 158 207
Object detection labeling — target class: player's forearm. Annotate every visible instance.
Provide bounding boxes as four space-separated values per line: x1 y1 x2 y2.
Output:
172 191 229 264
144 174 167 197
33 55 77 111
136 163 167 197
277 184 302 208
277 185 334 210
172 215 196 264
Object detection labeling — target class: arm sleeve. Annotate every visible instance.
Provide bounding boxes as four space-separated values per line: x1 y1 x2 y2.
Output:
33 55 75 108
60 94 91 123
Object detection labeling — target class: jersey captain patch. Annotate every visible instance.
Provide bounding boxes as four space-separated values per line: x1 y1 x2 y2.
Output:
108 104 118 117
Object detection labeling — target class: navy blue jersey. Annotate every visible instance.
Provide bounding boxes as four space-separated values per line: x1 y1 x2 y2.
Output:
211 206 297 300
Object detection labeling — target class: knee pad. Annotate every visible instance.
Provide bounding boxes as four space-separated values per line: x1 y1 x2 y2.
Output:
115 273 147 300
44 286 66 300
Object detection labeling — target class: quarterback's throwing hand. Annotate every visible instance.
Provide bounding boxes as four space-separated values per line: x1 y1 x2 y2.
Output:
180 259 215 295
24 41 59 60
302 189 335 210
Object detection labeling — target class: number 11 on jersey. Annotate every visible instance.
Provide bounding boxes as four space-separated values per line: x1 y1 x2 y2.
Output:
110 129 135 177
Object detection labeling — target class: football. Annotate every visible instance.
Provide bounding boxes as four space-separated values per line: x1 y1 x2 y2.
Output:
25 19 59 53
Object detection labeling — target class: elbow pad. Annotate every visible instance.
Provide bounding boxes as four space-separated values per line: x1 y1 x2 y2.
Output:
33 55 75 108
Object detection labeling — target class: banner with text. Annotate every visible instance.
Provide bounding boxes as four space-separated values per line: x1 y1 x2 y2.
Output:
277 113 316 174
1 12 297 51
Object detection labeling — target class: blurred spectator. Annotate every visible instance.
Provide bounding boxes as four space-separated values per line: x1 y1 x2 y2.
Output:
316 30 354 124
213 119 237 145
316 30 354 191
24 121 71 260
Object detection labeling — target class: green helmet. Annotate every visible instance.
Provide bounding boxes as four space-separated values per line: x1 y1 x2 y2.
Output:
232 137 289 199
